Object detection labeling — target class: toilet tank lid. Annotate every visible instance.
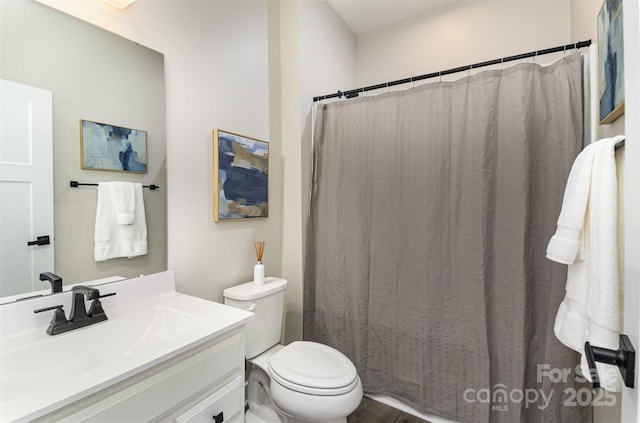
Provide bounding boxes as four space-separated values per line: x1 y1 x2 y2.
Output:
223 277 288 301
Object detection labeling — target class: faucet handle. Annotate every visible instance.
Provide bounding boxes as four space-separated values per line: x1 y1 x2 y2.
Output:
87 292 116 318
34 305 69 336
34 304 64 314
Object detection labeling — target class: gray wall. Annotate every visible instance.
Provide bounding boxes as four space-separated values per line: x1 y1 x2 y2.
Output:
0 0 167 287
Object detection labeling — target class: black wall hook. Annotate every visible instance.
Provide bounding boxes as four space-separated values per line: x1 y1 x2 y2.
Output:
585 334 635 389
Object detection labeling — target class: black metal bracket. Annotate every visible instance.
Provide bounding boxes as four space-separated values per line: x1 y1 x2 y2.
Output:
585 334 635 389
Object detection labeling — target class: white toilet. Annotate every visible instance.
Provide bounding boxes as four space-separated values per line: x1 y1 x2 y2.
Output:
223 277 363 423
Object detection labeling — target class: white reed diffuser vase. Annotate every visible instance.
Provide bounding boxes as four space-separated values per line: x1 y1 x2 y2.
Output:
254 261 265 285
253 241 266 285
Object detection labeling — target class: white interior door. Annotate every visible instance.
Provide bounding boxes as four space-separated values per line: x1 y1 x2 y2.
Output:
0 79 54 297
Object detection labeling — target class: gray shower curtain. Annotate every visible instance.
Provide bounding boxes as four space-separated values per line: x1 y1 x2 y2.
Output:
305 54 591 422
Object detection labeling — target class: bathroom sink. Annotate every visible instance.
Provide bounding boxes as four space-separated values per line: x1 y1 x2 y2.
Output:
0 271 254 422
116 305 207 355
1 306 205 403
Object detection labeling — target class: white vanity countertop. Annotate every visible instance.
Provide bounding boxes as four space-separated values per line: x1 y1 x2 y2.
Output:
0 271 253 423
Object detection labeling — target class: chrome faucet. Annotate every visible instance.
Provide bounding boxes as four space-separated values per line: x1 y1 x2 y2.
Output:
34 286 116 335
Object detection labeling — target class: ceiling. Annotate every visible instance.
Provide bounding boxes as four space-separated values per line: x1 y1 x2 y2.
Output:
326 0 454 35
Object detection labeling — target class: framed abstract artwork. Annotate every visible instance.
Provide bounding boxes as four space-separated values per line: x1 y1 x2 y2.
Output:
80 119 147 173
597 0 625 124
213 129 269 221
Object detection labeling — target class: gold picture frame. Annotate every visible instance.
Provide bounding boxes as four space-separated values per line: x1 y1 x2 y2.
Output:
213 129 269 221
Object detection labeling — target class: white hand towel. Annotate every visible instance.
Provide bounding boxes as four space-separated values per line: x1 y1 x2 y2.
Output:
547 135 624 392
109 181 136 225
95 182 148 261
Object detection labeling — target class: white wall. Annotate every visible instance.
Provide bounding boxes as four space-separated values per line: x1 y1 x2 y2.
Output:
571 1 633 420
38 0 282 303
621 1 640 421
356 1 571 87
278 0 357 342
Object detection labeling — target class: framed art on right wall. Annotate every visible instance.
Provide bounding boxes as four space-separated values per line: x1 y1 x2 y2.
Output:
213 129 269 221
597 0 625 124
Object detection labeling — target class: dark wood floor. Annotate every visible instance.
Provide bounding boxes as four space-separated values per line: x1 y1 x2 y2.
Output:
348 397 431 423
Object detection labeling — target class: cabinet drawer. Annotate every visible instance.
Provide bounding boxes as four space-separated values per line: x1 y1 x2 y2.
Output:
175 376 243 423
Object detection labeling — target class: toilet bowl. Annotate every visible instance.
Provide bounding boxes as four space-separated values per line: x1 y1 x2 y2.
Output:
223 278 363 423
268 341 363 422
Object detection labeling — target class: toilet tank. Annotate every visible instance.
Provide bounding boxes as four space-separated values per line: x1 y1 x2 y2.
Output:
223 277 288 359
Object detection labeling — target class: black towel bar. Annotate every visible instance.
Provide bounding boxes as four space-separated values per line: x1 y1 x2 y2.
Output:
70 181 160 190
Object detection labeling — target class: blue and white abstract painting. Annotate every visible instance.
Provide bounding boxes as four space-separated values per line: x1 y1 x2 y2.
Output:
597 0 625 124
81 120 147 173
214 129 269 220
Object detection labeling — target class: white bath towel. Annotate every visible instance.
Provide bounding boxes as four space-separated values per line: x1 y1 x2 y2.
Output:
94 182 148 261
546 143 598 264
547 135 624 391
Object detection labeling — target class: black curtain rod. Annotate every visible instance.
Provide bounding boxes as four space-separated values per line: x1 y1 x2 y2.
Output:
70 180 160 190
313 40 592 102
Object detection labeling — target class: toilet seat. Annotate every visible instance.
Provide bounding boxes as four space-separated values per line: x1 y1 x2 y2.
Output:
268 341 359 396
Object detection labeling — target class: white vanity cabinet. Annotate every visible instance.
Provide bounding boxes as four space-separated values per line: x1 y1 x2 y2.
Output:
1 272 253 423
35 328 245 423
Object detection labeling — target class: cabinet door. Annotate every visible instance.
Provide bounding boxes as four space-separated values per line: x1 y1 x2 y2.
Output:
174 376 243 423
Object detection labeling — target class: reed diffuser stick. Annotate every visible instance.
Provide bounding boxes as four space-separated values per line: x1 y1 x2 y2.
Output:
254 241 266 262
